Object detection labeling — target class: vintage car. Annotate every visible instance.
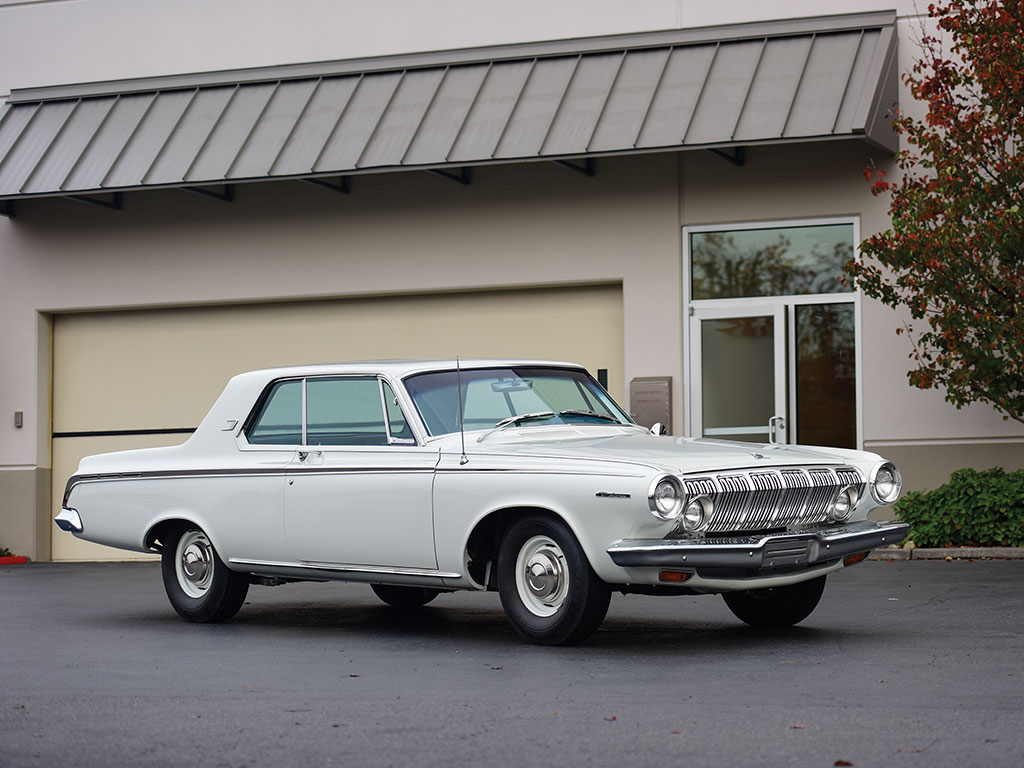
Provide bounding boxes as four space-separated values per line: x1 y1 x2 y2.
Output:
56 359 908 645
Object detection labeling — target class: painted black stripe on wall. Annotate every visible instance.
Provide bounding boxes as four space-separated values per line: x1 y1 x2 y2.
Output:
52 428 197 439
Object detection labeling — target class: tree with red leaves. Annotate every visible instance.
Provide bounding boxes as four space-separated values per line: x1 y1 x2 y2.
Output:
846 0 1024 425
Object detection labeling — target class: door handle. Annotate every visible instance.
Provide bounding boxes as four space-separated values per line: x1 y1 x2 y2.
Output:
768 416 786 444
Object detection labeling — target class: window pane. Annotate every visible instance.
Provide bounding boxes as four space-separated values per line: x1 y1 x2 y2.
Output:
701 316 775 439
691 223 854 300
796 303 856 448
306 377 387 446
404 367 630 436
247 380 302 445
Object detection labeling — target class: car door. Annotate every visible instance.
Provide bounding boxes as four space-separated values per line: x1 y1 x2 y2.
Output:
284 376 439 569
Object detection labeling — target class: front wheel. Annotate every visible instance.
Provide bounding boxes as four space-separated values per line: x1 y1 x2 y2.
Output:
722 575 826 628
497 515 611 645
160 523 249 623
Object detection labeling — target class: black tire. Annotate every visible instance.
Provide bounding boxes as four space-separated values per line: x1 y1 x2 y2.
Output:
722 575 827 628
371 584 441 608
497 515 611 646
160 523 249 623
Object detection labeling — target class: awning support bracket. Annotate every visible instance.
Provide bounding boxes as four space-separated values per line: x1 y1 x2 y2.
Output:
184 185 234 202
430 167 472 186
709 146 746 167
304 176 352 194
0 200 14 218
67 192 123 210
556 158 596 177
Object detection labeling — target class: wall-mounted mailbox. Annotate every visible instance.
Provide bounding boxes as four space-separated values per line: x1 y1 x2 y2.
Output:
629 377 672 434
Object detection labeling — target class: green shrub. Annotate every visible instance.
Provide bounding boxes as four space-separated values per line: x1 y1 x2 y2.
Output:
894 467 1024 547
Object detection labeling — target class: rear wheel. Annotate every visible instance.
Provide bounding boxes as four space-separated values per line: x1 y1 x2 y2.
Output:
160 523 249 623
722 575 826 628
497 515 610 645
370 584 440 608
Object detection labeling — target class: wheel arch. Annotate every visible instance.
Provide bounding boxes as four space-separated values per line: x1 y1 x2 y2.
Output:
144 514 219 555
464 505 590 590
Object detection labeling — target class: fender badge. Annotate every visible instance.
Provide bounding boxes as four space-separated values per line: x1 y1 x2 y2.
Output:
596 491 631 499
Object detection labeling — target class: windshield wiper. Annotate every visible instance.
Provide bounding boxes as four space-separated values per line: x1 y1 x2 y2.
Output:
557 409 621 423
477 411 555 442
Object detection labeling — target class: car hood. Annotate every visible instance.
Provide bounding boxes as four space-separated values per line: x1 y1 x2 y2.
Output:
441 426 874 474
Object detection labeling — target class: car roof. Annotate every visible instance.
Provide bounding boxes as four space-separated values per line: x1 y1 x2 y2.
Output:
235 359 588 381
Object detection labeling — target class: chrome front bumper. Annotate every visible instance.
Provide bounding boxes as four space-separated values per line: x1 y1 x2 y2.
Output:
607 520 909 570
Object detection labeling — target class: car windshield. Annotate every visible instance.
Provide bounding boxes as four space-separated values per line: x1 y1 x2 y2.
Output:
404 366 634 436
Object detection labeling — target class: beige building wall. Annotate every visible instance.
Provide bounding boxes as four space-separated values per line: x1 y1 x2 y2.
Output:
679 142 1024 492
3 0 1022 560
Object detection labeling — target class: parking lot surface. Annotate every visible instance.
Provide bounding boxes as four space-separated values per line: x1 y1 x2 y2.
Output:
2 559 1022 767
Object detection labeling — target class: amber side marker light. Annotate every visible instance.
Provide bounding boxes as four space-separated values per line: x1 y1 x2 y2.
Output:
659 570 693 583
843 551 870 567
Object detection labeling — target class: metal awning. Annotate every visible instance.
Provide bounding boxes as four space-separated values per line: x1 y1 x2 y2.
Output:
0 11 898 208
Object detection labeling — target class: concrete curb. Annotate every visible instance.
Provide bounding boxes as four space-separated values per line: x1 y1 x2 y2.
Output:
869 547 1024 561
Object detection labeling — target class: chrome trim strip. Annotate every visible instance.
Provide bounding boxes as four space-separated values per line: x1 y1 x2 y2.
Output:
607 520 909 570
228 558 462 580
435 468 645 477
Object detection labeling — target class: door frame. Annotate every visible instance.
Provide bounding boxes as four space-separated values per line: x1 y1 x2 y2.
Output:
682 217 864 449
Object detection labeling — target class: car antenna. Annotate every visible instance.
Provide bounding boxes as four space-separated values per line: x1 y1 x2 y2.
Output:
457 356 468 465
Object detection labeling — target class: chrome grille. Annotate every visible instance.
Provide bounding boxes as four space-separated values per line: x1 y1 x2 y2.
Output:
682 466 865 534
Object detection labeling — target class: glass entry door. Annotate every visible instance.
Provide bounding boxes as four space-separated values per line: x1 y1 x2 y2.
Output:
689 305 787 444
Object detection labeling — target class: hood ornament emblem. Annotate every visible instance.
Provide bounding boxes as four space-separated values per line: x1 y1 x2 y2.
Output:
751 452 767 460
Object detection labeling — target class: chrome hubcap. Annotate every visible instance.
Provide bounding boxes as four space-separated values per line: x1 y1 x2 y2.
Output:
515 535 569 617
175 530 214 598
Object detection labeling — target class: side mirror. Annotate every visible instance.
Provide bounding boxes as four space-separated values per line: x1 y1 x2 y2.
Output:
649 422 667 436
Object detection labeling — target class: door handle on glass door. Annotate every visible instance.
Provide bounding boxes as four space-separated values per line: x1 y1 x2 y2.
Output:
768 416 786 444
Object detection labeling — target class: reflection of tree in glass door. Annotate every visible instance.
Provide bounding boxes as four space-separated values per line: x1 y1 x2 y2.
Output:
795 303 856 448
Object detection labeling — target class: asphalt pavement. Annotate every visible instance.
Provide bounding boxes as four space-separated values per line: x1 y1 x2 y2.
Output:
1 559 1022 768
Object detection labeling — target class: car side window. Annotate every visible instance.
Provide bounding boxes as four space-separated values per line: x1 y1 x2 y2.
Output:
246 380 302 445
306 377 388 446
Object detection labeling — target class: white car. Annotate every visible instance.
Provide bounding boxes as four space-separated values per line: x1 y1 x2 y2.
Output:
56 359 907 645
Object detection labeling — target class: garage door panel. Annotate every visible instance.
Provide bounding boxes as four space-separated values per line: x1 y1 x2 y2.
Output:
52 284 623 561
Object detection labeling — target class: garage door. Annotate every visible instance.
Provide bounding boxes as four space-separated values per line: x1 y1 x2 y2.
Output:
51 284 623 561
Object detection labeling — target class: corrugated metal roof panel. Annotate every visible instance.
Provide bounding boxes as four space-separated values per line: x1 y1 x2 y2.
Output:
402 63 489 165
21 97 115 193
186 82 276 182
0 101 76 194
102 90 193 188
494 55 579 158
63 94 154 190
732 36 813 141
269 77 358 176
636 44 717 149
314 71 403 172
784 31 864 139
684 39 765 145
144 86 235 184
541 51 622 156
358 67 445 168
228 78 318 178
586 48 669 152
0 11 899 201
447 60 533 162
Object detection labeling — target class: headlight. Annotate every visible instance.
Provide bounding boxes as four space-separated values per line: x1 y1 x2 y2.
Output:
829 485 858 522
870 462 902 504
649 475 685 521
680 495 713 533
